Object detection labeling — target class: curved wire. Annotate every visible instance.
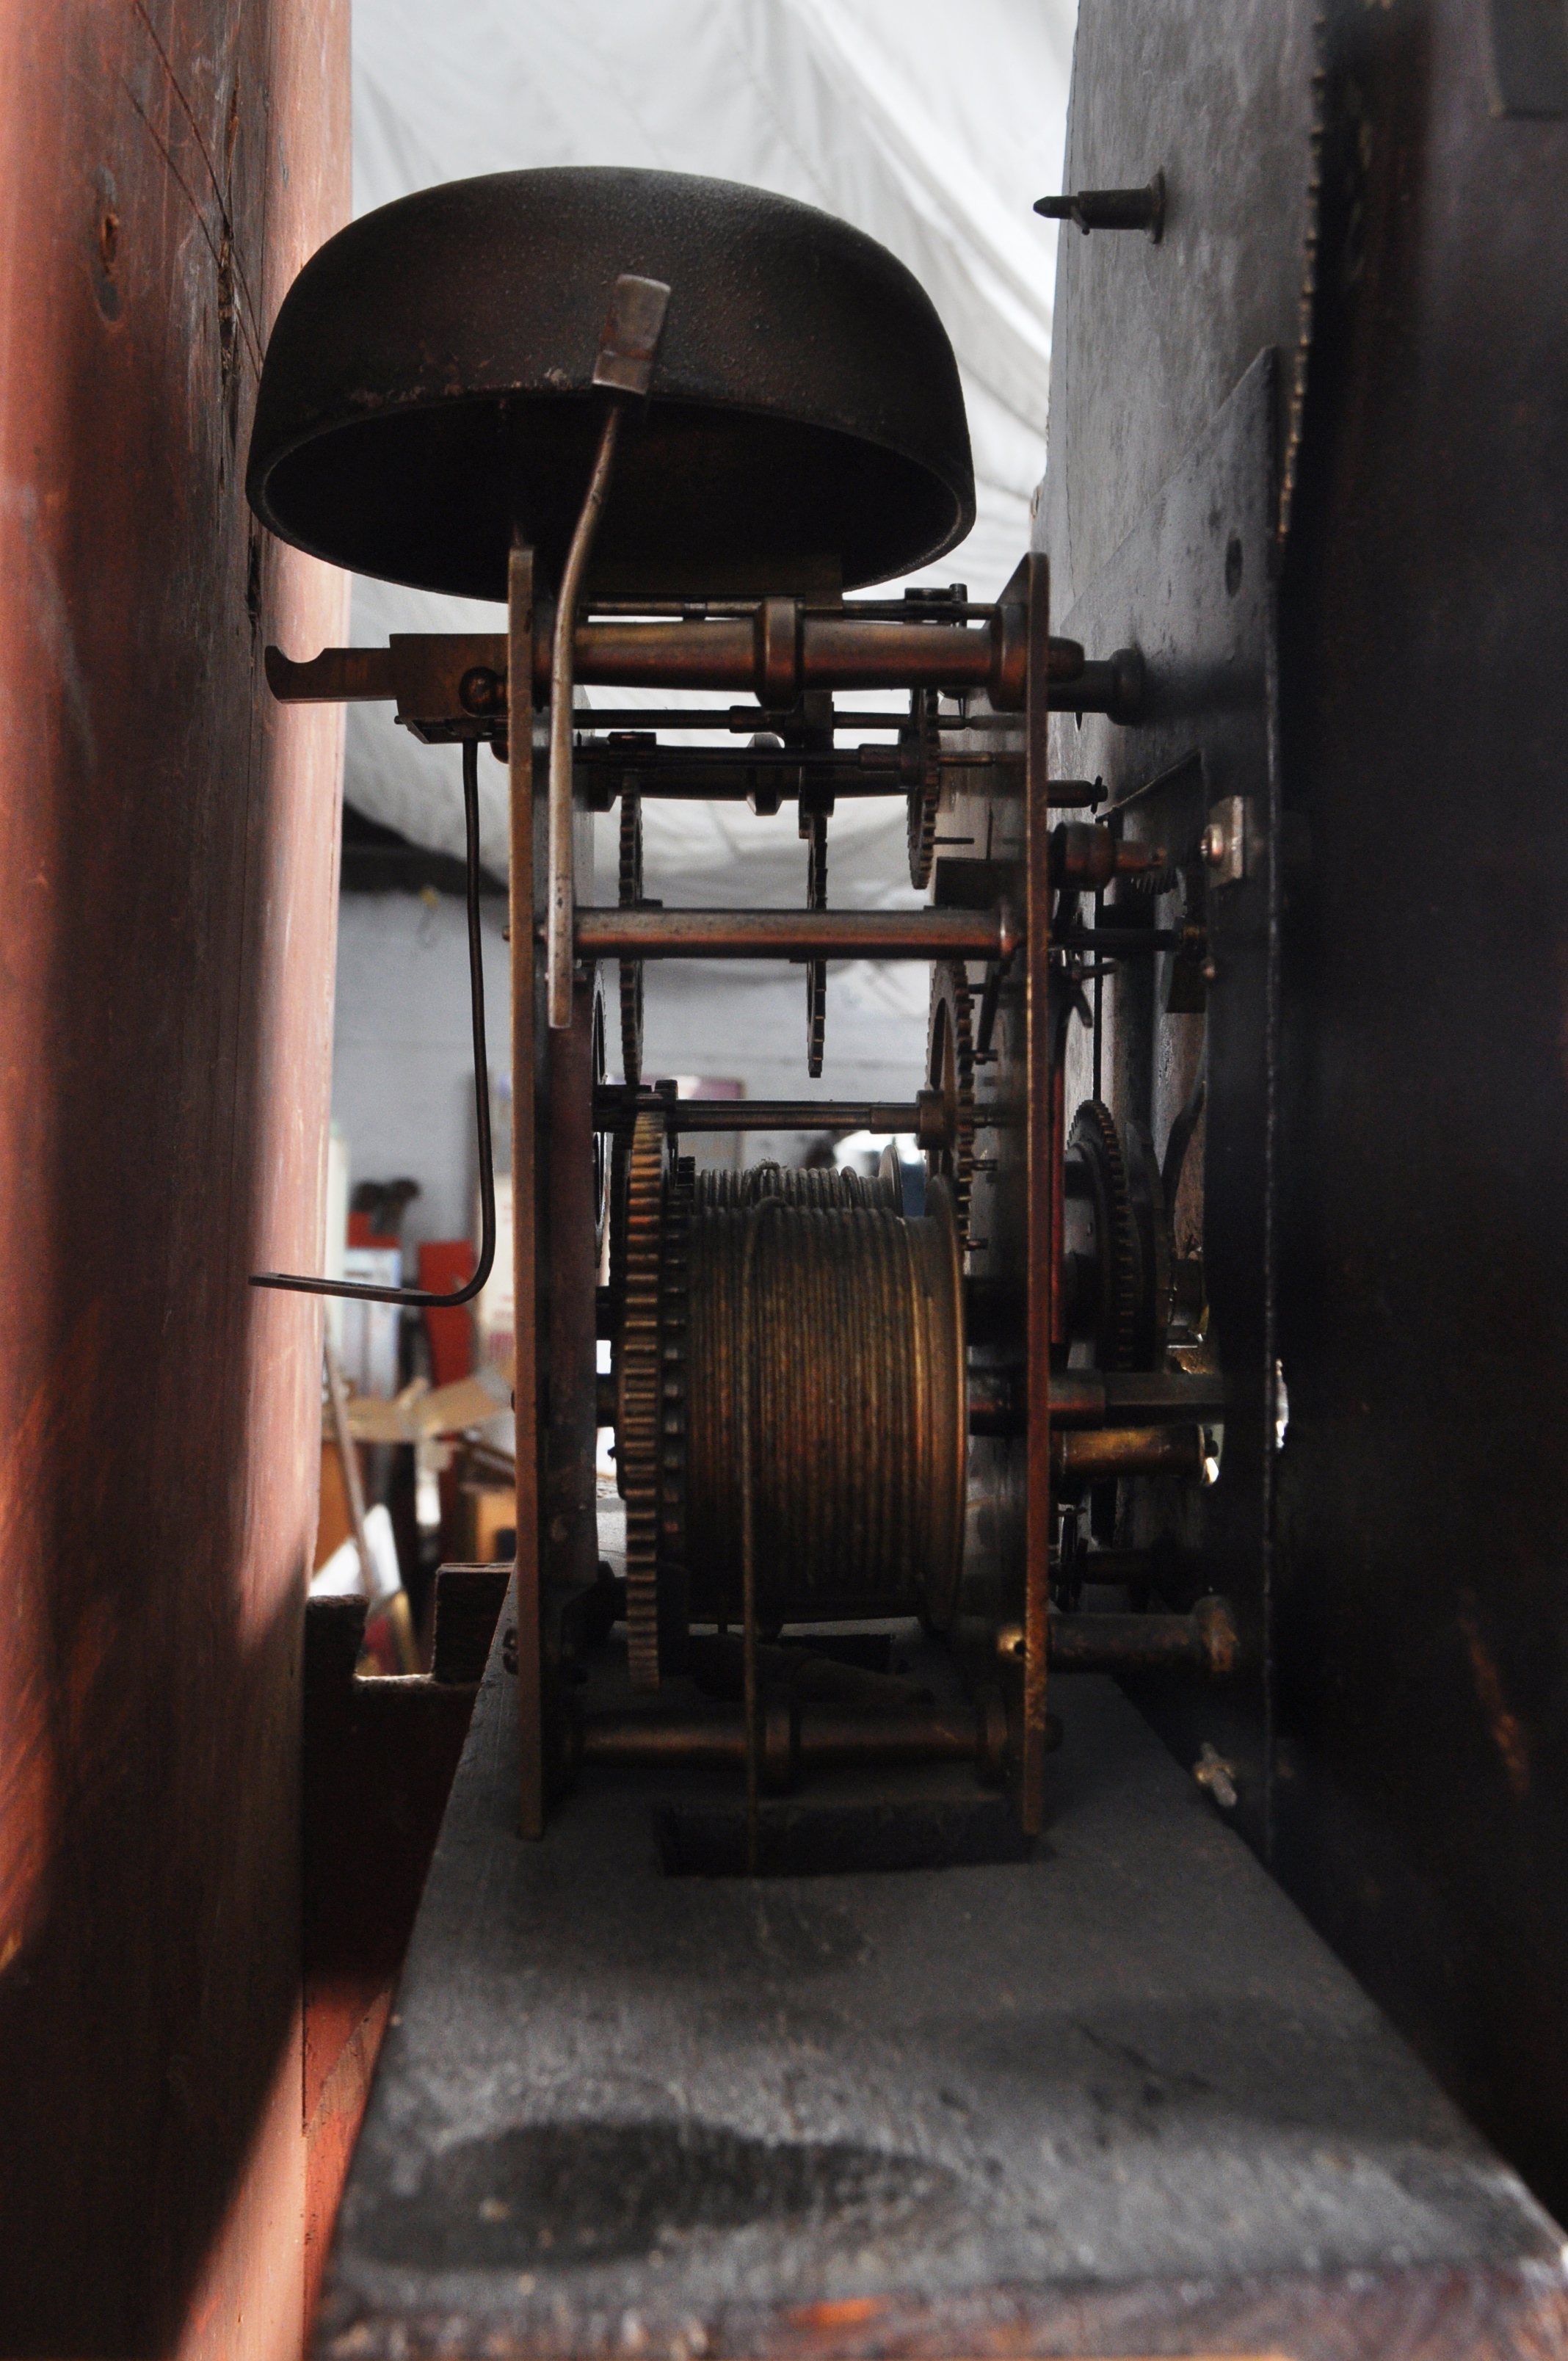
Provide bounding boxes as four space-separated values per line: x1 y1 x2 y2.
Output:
548 399 622 1027
250 736 498 1308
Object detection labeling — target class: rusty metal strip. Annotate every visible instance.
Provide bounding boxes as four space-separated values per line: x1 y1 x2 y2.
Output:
576 907 1009 961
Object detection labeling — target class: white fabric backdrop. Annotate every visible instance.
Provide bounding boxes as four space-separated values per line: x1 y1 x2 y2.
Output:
337 0 1075 1108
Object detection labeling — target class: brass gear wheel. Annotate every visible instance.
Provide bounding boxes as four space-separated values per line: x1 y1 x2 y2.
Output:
906 688 942 889
657 1153 694 1581
591 969 611 1263
805 808 827 1077
926 961 976 1245
618 791 644 1085
1122 1119 1173 1370
618 1107 668 1688
1066 1100 1139 1372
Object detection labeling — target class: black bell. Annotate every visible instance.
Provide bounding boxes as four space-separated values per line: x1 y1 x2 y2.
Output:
246 166 975 601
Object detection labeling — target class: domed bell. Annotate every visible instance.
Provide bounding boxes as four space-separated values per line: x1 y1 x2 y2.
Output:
246 166 975 601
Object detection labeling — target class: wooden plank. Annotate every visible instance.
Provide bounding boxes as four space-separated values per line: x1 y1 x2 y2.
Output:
315 1625 1568 2359
0 4 349 2353
301 1581 504 2330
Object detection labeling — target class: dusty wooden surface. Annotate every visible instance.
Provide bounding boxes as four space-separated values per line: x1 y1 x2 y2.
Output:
0 5 348 2353
302 1572 511 2326
316 1595 1568 2359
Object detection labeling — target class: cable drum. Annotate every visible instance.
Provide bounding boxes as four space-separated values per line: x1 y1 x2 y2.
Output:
683 1176 965 1628
693 1162 899 1213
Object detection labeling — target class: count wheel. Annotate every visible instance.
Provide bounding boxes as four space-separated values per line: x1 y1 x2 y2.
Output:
592 970 611 1263
906 689 942 888
925 962 976 1246
1063 1101 1174 1373
618 1109 669 1689
1064 1100 1139 1371
619 792 644 1084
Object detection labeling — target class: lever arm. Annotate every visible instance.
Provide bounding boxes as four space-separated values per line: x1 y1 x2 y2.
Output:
547 272 671 1028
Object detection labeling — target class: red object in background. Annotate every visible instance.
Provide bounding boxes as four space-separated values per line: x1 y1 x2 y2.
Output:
357 1609 403 1679
348 1211 400 1250
419 1241 476 1386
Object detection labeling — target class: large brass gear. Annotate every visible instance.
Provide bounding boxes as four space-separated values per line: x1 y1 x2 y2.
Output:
656 1153 694 1583
905 688 942 889
926 961 976 1245
617 1107 669 1688
618 791 644 1084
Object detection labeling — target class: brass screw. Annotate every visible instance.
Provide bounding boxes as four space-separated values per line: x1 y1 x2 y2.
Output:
1192 1741 1238 1810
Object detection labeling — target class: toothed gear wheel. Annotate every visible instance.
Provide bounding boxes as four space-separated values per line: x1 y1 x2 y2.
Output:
925 961 976 1246
1122 1120 1173 1370
657 1154 694 1577
1067 1100 1139 1373
619 792 644 1085
906 689 942 889
591 969 611 1263
618 1107 668 1689
806 809 827 1077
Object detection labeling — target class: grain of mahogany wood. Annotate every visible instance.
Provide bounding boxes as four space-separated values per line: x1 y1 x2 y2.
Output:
0 5 348 2354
